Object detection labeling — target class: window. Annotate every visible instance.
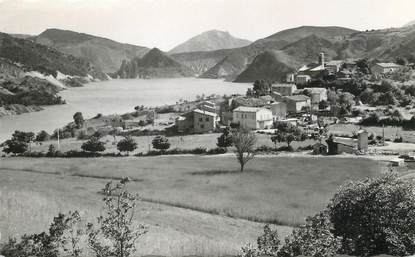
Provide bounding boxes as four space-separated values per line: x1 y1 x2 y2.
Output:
199 118 203 122
205 117 209 122
200 124 205 129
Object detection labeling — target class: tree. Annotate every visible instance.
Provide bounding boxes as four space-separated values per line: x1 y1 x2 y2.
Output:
2 130 34 154
2 139 28 155
216 127 233 148
87 178 148 257
117 136 137 155
73 112 84 129
81 137 105 153
328 173 415 256
152 136 170 153
35 130 50 142
232 129 256 172
271 123 306 150
252 80 272 96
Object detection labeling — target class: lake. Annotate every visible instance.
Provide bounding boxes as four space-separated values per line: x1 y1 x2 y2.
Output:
0 78 250 142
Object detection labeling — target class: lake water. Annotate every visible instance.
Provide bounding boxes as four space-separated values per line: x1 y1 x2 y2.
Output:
0 78 250 142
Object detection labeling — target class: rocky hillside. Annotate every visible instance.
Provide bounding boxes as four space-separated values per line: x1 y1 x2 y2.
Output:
36 29 149 73
0 33 108 116
234 51 296 82
116 48 193 78
181 25 415 83
0 32 106 80
169 30 251 54
175 26 358 80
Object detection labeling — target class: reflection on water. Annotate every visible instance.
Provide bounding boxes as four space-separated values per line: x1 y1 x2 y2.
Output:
0 78 250 142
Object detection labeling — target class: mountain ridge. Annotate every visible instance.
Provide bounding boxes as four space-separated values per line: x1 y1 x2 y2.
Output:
36 28 149 73
169 30 251 54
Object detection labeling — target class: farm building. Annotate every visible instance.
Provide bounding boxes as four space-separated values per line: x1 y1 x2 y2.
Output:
268 102 287 120
175 112 194 133
193 109 218 133
272 84 297 96
371 63 401 74
283 95 311 113
233 106 273 130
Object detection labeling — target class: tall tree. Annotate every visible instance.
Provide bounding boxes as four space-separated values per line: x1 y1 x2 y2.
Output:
73 112 84 129
232 129 256 172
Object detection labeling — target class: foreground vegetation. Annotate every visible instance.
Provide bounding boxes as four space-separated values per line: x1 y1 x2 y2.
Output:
0 155 383 227
242 173 415 257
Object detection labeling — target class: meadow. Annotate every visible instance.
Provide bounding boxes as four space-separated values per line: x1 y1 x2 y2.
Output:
0 155 385 256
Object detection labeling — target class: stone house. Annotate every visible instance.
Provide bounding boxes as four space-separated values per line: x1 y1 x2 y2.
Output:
232 107 273 130
193 109 218 133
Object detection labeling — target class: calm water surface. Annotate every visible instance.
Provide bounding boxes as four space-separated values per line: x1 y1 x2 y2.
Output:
0 78 250 142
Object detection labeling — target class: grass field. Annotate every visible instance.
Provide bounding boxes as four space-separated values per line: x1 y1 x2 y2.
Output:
29 133 317 154
0 154 386 257
329 123 415 143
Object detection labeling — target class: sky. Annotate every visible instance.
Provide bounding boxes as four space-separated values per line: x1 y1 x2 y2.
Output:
1 0 415 51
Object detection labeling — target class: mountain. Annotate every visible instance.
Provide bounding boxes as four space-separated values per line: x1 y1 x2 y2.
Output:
0 32 105 79
116 48 193 78
403 19 415 27
201 26 359 81
36 29 149 73
0 33 107 116
169 30 251 54
234 51 296 83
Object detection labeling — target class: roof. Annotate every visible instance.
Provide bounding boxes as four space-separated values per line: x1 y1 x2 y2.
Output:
193 108 216 117
272 83 296 88
305 87 327 92
284 95 310 102
310 65 325 71
325 60 344 66
375 63 401 68
333 137 357 147
233 106 270 113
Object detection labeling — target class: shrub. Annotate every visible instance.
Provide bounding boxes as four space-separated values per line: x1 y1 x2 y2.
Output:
217 127 233 148
277 211 341 257
81 137 106 153
87 178 148 257
328 173 415 256
151 135 170 153
117 136 137 155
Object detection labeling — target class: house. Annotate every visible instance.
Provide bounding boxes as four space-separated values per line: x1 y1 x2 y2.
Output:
297 87 327 110
193 109 218 133
232 107 273 130
220 96 269 125
325 60 344 74
283 95 311 113
268 102 287 120
272 84 297 96
371 63 401 74
199 100 216 113
175 112 194 133
295 75 311 85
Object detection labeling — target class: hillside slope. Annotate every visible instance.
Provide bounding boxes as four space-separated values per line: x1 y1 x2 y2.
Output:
192 26 357 81
0 32 105 79
116 48 193 78
36 29 149 73
169 30 251 54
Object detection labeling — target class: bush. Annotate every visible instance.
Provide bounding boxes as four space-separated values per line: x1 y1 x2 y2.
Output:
151 135 170 153
277 211 341 257
81 137 106 153
116 136 137 155
328 173 415 256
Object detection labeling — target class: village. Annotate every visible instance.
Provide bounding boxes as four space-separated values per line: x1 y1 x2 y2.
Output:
23 52 412 164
